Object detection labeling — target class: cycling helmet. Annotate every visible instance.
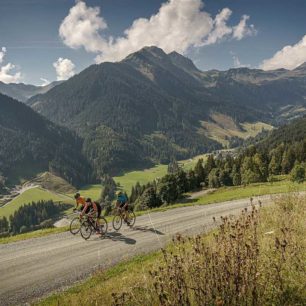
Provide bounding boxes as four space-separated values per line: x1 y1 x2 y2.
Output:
74 192 80 199
86 197 92 202
116 191 123 196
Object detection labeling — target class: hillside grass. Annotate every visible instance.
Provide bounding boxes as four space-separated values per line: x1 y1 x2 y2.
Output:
0 187 73 218
73 184 102 202
36 193 306 306
199 112 273 146
29 172 76 194
193 178 306 205
0 226 69 244
112 154 207 194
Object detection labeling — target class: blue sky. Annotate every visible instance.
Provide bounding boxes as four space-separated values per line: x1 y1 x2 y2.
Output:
0 0 306 85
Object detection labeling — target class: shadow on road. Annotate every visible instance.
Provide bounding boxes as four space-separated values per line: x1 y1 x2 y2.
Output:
131 225 164 235
104 232 137 245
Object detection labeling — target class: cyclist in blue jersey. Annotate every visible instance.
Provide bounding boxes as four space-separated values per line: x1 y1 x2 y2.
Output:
116 191 130 225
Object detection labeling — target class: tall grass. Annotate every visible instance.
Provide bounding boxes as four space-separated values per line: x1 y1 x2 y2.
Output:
112 195 306 306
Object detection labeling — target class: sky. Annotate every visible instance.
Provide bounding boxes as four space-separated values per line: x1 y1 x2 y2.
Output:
0 0 306 85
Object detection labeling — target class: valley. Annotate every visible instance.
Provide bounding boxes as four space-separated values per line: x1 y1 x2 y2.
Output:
1 0 306 304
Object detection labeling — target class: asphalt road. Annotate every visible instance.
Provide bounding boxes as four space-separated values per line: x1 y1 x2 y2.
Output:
0 195 274 306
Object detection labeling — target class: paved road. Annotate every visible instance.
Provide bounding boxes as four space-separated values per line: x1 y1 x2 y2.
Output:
0 195 275 306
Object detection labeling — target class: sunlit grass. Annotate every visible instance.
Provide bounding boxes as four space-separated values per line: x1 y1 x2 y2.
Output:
0 187 73 218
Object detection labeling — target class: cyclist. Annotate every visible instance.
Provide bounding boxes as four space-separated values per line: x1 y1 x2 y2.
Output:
80 198 103 234
116 191 130 225
74 193 87 211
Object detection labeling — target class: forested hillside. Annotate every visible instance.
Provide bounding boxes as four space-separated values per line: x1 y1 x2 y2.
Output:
124 116 306 210
28 47 306 176
0 93 91 188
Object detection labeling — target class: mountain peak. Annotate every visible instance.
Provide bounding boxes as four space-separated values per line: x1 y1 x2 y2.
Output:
294 62 306 71
123 46 168 63
168 51 198 72
122 46 200 77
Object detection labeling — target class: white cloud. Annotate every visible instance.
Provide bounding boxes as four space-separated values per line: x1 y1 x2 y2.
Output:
233 15 256 40
40 78 51 86
59 1 107 53
233 55 242 68
0 47 22 83
53 57 76 81
202 8 233 45
59 0 256 63
260 35 306 70
0 47 6 64
230 51 250 68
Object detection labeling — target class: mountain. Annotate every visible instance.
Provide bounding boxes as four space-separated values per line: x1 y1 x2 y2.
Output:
259 115 306 149
0 81 62 103
0 93 91 188
28 46 306 175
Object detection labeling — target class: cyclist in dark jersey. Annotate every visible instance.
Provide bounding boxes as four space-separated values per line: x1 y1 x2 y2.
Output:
81 198 102 233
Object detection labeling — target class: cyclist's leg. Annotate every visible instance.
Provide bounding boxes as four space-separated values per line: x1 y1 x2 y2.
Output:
123 204 130 224
95 204 102 228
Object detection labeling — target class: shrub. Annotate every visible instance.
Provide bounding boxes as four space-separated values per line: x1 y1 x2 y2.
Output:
19 225 28 234
112 196 306 305
290 163 305 183
40 219 54 228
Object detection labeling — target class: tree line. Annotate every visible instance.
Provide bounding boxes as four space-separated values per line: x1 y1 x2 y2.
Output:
0 200 69 237
126 140 306 211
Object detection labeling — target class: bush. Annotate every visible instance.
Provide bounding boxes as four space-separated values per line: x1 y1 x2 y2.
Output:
19 225 28 234
40 219 54 228
290 163 305 183
0 231 10 238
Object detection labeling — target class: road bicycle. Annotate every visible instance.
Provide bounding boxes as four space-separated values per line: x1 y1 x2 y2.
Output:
69 210 83 235
80 213 108 240
112 206 136 231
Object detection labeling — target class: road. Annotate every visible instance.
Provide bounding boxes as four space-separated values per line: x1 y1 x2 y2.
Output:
0 194 275 306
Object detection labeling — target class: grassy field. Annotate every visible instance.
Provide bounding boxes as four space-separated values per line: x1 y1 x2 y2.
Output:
192 179 306 205
199 112 273 146
37 193 306 306
0 187 73 218
112 154 207 194
78 154 208 198
72 184 102 202
113 164 168 193
29 172 76 194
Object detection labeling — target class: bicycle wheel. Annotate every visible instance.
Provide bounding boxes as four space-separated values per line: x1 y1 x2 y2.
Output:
80 220 92 240
127 210 136 227
98 216 108 235
112 214 122 231
69 217 81 235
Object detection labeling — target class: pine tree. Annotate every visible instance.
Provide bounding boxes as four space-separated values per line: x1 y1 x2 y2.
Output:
167 158 180 174
204 155 216 175
194 158 206 185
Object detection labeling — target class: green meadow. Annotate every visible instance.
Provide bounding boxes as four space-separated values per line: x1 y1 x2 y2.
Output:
0 187 73 218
